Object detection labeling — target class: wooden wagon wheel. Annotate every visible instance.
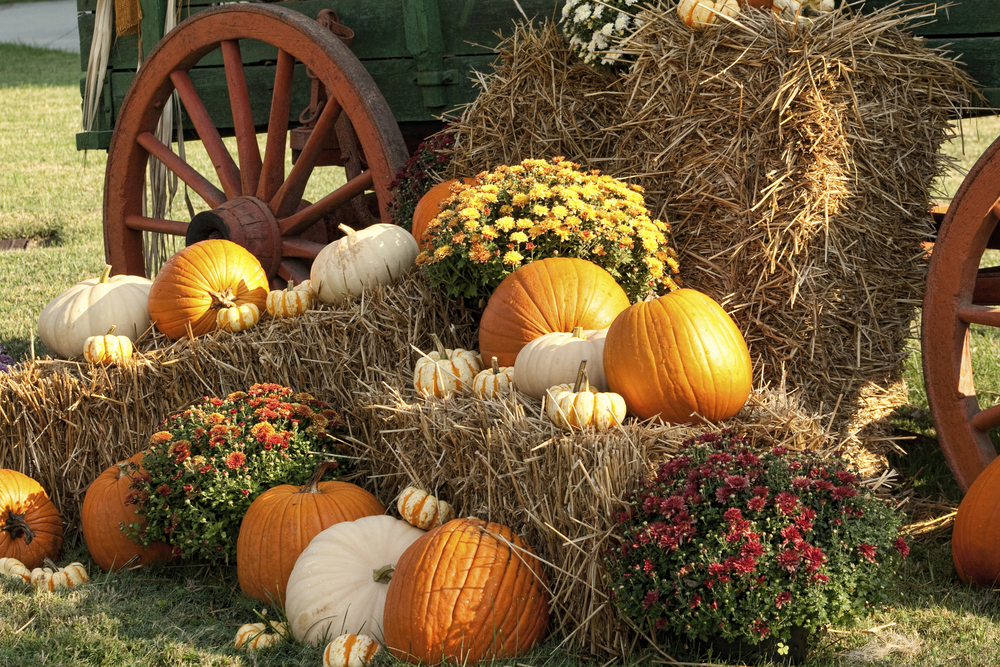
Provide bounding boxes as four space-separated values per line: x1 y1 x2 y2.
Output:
102 3 409 286
923 133 1000 493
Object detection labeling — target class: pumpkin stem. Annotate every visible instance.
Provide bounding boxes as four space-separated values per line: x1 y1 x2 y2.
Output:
338 224 357 236
572 360 589 393
99 264 112 284
571 326 584 339
297 460 339 494
287 279 296 290
106 324 117 336
1 512 35 545
43 557 59 571
372 564 394 584
209 287 238 310
491 356 500 375
429 333 448 360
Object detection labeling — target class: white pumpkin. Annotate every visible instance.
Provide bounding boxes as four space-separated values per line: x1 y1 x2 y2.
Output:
513 327 608 400
545 362 627 431
324 633 380 667
310 224 419 303
396 486 454 530
38 264 152 359
285 515 425 646
678 0 741 27
772 0 834 21
472 356 515 399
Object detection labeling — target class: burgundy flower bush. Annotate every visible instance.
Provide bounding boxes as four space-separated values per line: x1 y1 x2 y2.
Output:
604 430 909 649
387 128 455 232
124 383 349 565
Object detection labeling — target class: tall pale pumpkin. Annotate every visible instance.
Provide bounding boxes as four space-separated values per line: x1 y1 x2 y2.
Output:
147 239 269 338
479 257 630 367
38 264 152 359
513 327 608 400
953 455 1000 586
603 288 752 424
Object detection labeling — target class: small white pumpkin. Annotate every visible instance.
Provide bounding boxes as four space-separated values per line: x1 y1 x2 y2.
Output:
772 0 833 21
472 356 515 399
310 223 419 303
513 326 608 400
413 334 483 398
0 557 30 582
216 303 260 332
397 486 454 530
545 361 626 431
234 621 287 650
83 331 134 365
30 560 88 592
285 515 425 646
38 264 152 359
678 0 741 27
324 633 381 667
266 278 315 318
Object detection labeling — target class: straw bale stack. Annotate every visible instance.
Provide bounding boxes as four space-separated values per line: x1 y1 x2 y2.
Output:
356 381 874 657
0 273 478 533
444 5 975 448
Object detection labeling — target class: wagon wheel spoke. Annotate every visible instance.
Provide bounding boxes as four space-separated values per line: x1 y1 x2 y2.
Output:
270 97 343 219
281 237 326 258
136 132 226 208
125 215 189 236
257 48 295 203
278 258 311 285
169 69 243 198
221 39 262 196
278 169 373 236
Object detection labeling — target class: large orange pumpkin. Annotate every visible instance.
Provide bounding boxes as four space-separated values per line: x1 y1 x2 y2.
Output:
82 452 173 572
953 455 1000 586
0 469 64 570
478 257 631 367
147 239 269 338
411 178 475 252
603 288 752 423
236 460 386 606
383 518 549 665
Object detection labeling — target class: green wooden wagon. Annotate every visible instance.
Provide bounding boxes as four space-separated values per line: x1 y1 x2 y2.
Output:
74 0 560 286
75 0 1000 494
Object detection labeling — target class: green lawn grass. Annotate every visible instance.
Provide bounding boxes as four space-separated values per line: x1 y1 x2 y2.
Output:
3 41 1000 667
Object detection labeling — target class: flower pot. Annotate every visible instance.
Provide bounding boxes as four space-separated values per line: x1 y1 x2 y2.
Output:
707 625 816 665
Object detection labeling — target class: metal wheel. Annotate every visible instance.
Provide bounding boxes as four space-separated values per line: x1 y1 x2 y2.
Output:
102 3 408 286
923 133 1000 493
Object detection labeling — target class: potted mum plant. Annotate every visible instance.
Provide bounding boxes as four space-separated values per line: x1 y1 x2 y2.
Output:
418 156 680 304
604 430 910 663
124 383 349 566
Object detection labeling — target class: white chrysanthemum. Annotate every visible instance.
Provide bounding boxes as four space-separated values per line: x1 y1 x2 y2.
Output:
593 3 604 19
574 3 592 21
615 11 630 32
601 22 614 36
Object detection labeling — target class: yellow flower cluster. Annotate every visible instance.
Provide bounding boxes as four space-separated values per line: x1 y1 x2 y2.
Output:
417 157 680 302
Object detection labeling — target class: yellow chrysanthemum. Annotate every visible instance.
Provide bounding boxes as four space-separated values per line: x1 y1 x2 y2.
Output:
532 204 550 217
496 216 516 232
516 218 534 229
434 245 452 259
464 218 479 232
502 250 523 266
481 225 498 240
512 193 529 207
510 231 529 243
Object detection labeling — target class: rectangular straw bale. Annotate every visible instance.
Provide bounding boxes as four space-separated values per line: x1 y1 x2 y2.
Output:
0 273 478 534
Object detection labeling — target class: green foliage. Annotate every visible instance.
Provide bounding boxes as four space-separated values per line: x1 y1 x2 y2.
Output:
417 157 680 304
124 383 349 565
604 430 909 647
560 0 653 67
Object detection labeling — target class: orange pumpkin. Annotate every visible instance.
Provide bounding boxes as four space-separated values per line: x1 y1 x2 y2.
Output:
0 470 64 570
147 239 269 338
411 178 476 251
953 455 1000 586
478 257 631 367
383 518 549 665
603 288 752 423
236 460 386 606
81 452 173 572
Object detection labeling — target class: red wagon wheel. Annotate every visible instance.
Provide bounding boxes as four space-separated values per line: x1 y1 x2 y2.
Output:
923 133 1000 493
103 3 409 286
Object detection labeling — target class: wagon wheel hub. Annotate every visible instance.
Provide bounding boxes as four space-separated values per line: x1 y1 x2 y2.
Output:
186 197 283 279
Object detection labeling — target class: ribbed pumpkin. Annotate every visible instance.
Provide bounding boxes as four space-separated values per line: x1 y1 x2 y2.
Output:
30 560 88 591
478 257 631 367
236 461 385 606
324 633 381 667
83 333 134 365
383 518 550 665
0 470 63 570
603 288 752 424
953 455 1000 586
514 326 609 400
82 452 173 572
411 177 475 251
147 239 269 338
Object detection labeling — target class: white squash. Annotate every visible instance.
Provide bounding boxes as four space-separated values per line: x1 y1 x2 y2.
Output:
678 0 741 27
324 633 381 667
545 361 626 431
38 264 152 359
285 515 425 646
513 327 609 400
310 224 419 303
